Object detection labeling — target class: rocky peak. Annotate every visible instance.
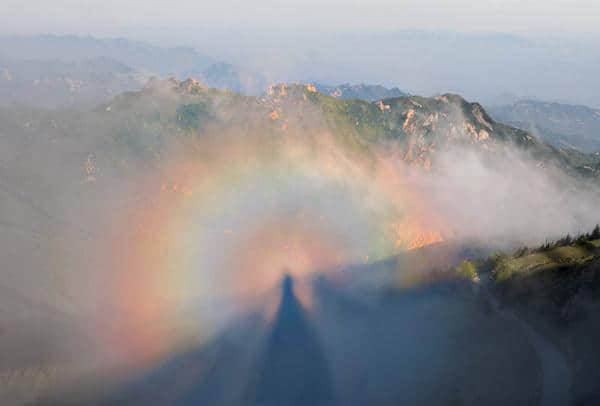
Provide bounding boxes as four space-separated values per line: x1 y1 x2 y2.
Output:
179 78 208 94
145 76 208 95
382 93 531 145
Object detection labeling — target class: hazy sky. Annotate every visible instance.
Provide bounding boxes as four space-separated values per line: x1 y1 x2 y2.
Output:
2 0 600 43
2 0 599 106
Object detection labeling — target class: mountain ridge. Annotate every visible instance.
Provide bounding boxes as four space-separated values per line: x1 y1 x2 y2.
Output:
488 99 600 152
85 78 599 178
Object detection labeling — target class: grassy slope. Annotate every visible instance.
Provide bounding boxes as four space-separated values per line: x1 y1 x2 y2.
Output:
493 241 600 282
480 235 600 404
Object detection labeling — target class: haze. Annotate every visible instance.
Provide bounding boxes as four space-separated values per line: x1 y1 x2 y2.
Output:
2 1 600 107
2 2 600 405
3 0 600 38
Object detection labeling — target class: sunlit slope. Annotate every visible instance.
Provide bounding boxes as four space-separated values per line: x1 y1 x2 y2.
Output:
94 79 597 176
1 77 590 175
477 230 600 404
488 234 600 311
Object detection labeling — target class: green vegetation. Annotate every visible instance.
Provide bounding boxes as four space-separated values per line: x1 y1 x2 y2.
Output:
309 91 394 141
455 260 478 280
3 78 598 178
313 83 408 102
176 101 214 130
477 227 600 329
481 226 600 403
491 228 600 283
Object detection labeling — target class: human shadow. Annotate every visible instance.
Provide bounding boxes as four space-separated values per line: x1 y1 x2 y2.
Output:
244 274 334 405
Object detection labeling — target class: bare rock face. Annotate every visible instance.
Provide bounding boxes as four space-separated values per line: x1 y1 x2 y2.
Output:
179 78 208 95
392 94 500 143
144 77 208 96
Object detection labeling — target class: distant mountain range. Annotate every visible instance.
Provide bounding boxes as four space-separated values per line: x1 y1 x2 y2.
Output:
312 83 408 101
488 100 600 152
0 34 598 158
0 35 410 108
0 34 214 76
0 35 268 105
0 55 144 108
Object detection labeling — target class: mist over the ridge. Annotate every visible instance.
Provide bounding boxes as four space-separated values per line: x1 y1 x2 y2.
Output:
1 31 600 108
416 145 600 246
1 78 599 404
1 1 599 403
